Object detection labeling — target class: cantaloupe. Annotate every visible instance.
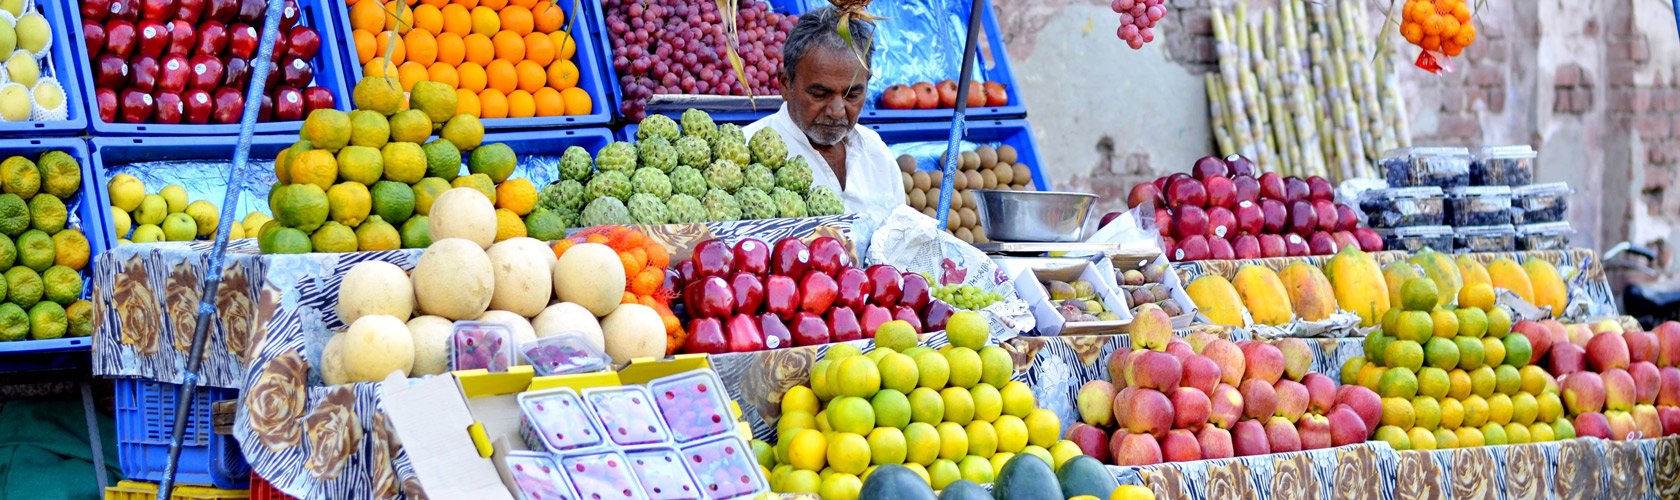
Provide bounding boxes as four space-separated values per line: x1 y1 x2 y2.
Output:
321 333 348 385
407 315 453 376
532 302 604 351
502 236 556 268
600 303 664 362
486 239 553 317
412 238 495 320
553 243 626 317
477 310 537 346
340 314 415 382
428 188 497 248
336 261 415 326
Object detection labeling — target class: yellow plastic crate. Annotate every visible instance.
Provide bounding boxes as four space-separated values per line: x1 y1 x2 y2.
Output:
105 481 249 500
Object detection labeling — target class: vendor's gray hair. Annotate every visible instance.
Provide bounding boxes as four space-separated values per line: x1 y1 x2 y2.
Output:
782 6 876 82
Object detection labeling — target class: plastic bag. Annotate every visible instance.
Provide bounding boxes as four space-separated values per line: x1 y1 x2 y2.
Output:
867 206 1033 339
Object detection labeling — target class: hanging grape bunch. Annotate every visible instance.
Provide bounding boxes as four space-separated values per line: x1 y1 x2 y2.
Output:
1399 0 1476 57
603 0 797 121
1113 0 1166 49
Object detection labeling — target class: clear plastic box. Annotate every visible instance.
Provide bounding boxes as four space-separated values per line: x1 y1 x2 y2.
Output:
1381 147 1473 187
1454 225 1518 252
518 388 606 454
1359 186 1446 228
679 437 769 500
451 321 516 372
560 451 647 499
647 370 736 444
626 447 705 500
1373 225 1454 253
583 386 671 447
505 451 575 500
1517 222 1574 251
1471 145 1538 186
522 332 612 376
1512 182 1572 224
1445 186 1514 227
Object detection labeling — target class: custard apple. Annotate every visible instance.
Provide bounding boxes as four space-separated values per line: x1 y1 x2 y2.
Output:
559 146 594 181
703 188 742 222
712 137 750 166
550 205 579 229
539 179 586 211
631 168 673 199
670 165 708 197
770 188 808 218
705 159 743 192
637 136 678 173
736 187 777 220
626 193 670 225
717 123 746 144
667 194 708 223
743 163 775 192
806 185 844 216
775 156 813 194
637 114 680 142
748 128 788 169
680 109 717 142
594 142 637 173
579 196 633 227
586 170 631 202
676 135 711 169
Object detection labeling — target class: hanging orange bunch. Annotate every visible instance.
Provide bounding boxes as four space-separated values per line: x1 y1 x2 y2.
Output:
1400 0 1475 56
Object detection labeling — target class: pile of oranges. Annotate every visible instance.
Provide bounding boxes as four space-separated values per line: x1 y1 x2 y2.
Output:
347 0 593 119
1399 0 1476 57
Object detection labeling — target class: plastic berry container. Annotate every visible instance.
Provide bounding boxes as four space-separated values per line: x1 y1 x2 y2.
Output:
680 437 769 500
1454 224 1518 252
517 388 605 454
561 451 647 500
522 332 613 376
1471 145 1538 186
1512 182 1572 224
1445 186 1514 227
1381 147 1472 187
1359 186 1446 228
1373 225 1454 253
1517 222 1574 251
583 386 671 447
505 451 576 500
626 447 705 500
647 370 736 444
451 321 516 372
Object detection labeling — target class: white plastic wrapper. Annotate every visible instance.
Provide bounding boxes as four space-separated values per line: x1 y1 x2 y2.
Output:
866 205 1034 340
29 76 65 121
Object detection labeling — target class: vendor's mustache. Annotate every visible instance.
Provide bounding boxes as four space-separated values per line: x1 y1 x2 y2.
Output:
812 120 850 128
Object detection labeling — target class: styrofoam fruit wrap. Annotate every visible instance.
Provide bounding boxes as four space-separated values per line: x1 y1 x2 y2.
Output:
29 75 65 121
866 205 1034 340
0 81 25 121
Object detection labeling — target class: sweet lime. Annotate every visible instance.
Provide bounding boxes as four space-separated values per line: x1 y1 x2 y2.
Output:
336 146 385 185
870 389 910 430
326 182 373 227
348 110 391 149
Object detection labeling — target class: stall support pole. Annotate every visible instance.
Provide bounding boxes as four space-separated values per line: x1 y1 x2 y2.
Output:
155 0 288 494
936 0 988 227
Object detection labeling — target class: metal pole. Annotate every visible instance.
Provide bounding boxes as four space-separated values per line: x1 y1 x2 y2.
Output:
935 0 988 228
157 0 288 493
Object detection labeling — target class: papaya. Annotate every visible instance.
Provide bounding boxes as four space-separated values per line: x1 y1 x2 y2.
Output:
1325 244 1390 327
1456 255 1492 289
937 479 990 500
1409 248 1463 308
1233 264 1294 325
859 464 937 500
1381 261 1425 309
992 452 1062 500
1522 257 1568 318
1278 262 1338 321
1486 258 1535 304
1186 275 1245 326
1055 455 1120 499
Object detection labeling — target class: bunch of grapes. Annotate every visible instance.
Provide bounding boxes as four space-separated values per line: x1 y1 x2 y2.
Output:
933 284 1005 311
602 0 796 121
1112 0 1166 50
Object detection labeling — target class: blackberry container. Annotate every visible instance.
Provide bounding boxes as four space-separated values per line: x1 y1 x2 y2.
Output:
1381 147 1472 187
1512 182 1572 224
1470 145 1537 186
1373 225 1454 252
1454 224 1518 252
1517 222 1574 251
1445 186 1514 227
1359 186 1446 228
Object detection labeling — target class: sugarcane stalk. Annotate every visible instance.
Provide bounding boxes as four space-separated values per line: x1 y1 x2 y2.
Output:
1346 2 1388 163
1207 74 1237 156
1283 0 1326 178
1326 2 1368 180
1262 10 1299 177
1212 9 1258 160
1385 44 1413 148
1234 5 1275 171
1249 22 1281 174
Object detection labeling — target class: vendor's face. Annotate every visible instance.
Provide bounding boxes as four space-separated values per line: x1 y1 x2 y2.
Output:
781 45 869 147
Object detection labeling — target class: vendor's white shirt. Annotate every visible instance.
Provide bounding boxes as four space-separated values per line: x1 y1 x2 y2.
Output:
745 104 904 243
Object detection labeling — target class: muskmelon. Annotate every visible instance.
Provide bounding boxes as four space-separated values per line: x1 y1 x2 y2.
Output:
407 315 453 376
532 301 604 351
477 310 537 346
427 188 497 248
339 314 415 382
321 333 348 385
335 260 415 326
599 303 664 362
552 243 626 317
485 239 553 317
412 238 494 320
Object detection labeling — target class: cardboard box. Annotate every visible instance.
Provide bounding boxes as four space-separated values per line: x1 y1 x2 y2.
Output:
1107 253 1199 328
997 257 1133 336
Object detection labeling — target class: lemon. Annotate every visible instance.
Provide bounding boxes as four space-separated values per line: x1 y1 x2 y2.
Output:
836 355 881 399
1455 427 1486 447
875 320 919 351
1400 278 1439 311
1480 423 1508 445
1434 428 1459 449
964 420 997 458
492 208 524 242
781 469 820 493
1455 307 1488 338
411 177 453 215
1374 425 1410 450
336 146 385 186
913 351 949 390
183 200 219 237
818 472 861 500
903 422 940 466
1481 337 1506 366
1510 392 1539 425
1458 283 1496 311
1378 367 1418 399
27 301 65 340
992 414 1027 453
110 207 131 239
35 151 80 200
1408 427 1437 450
421 141 463 180
1486 307 1513 338
441 114 485 151
450 173 496 203
1383 340 1424 372
1503 422 1531 444
353 77 405 116
944 347 982 389
304 109 352 151
870 389 911 430
1455 336 1486 370
15 229 52 271
326 182 372 227
40 265 80 305
131 224 163 243
1487 393 1514 425
1439 397 1465 430
866 427 906 466
935 422 968 460
946 311 988 350
310 222 358 253
1393 310 1434 343
783 386 819 415
787 429 827 471
999 381 1035 418
927 459 960 490
1468 366 1497 398
827 396 875 435
1417 367 1450 399
1529 422 1555 443
1447 369 1473 400
388 109 434 144
1423 337 1459 370
381 142 428 184
957 455 993 483
1023 409 1060 448
1382 397 1415 428
26 194 64 234
810 359 833 400
908 387 944 424
1494 365 1522 395
826 432 871 475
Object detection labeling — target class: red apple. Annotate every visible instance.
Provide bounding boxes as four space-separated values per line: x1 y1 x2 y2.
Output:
227 23 257 59
1286 200 1317 236
730 272 764 316
1312 199 1337 232
1128 182 1163 209
808 237 849 276
270 35 289 63
683 317 726 354
799 272 837 314
1176 235 1210 262
1172 206 1208 239
789 311 829 347
176 0 205 22
725 313 766 352
1259 198 1287 234
1332 231 1359 254
1100 212 1123 228
1206 206 1235 239
1258 234 1286 258
892 306 922 333
899 272 931 313
1193 156 1229 179
195 21 226 57
1307 176 1333 201
1167 177 1208 209
1233 200 1262 235
1307 231 1336 255
112 0 137 21
1153 208 1171 237
923 299 955 332
692 239 733 278
236 0 264 23
1232 175 1260 205
278 57 313 88
1224 155 1256 177
221 56 250 89
865 265 902 307
83 0 112 22
1204 175 1236 208
1232 234 1260 259
105 20 137 58
1258 172 1286 200
1161 237 1175 261
82 21 107 58
1284 176 1310 202
1353 228 1383 252
1285 233 1310 256
119 88 154 123
827 306 862 342
732 238 770 275
302 86 335 113
203 0 237 23
96 88 119 123
128 55 160 92
859 304 892 338
166 19 195 56
758 314 791 350
691 275 734 319
93 54 130 89
180 88 212 123
138 18 171 56
188 55 223 91
1208 236 1234 260
280 0 300 30
1334 204 1359 232
771 238 811 280
834 267 870 311
285 26 321 61
764 275 800 320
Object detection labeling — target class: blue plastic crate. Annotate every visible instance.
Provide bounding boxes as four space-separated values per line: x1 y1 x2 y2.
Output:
331 0 613 129
867 118 1047 190
63 0 354 136
115 377 250 489
0 137 110 355
0 0 88 136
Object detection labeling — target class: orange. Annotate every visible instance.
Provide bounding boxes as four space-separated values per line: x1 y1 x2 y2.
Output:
350 1 385 32
486 59 518 93
427 62 460 87
412 4 443 34
1420 35 1441 51
1451 2 1472 22
383 1 413 33
479 89 509 118
457 62 487 91
1443 42 1463 56
478 0 506 10
523 33 554 66
499 5 534 35
470 6 500 34
515 60 546 93
559 87 590 116
435 32 465 65
449 0 475 8
1401 22 1423 44
463 33 494 65
418 0 447 7
455 89 481 116
398 61 429 91
353 30 378 64
492 31 525 62
440 4 472 35
508 0 537 9
1454 24 1476 46
365 57 400 78
547 59 578 90
547 30 575 61
532 87 562 116
404 30 438 66
531 1 564 33
507 90 535 118
374 31 406 64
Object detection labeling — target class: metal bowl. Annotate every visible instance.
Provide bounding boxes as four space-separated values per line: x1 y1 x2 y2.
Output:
970 189 1099 242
